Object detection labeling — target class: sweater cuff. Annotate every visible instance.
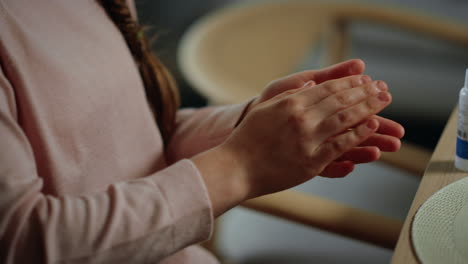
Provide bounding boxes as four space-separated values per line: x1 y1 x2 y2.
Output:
167 100 253 162
150 159 214 250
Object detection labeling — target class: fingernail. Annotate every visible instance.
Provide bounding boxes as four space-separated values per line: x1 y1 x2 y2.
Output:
378 92 390 102
303 80 315 87
376 81 387 91
361 75 372 84
367 119 378 130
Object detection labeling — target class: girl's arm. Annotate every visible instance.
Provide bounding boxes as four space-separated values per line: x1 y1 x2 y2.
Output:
0 69 215 263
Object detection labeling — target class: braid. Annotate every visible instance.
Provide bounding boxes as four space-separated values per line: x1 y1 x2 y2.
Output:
97 0 180 145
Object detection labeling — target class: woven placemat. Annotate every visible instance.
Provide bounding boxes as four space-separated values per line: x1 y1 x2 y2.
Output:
412 177 468 263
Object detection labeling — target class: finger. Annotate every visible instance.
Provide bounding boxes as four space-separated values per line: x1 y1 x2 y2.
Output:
298 59 366 84
336 146 381 163
373 116 405 138
269 59 366 90
309 80 386 116
316 91 392 141
320 161 355 178
297 75 373 106
313 118 379 172
269 86 306 103
360 134 401 152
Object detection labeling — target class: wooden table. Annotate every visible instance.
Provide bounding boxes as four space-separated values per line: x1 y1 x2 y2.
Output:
391 108 468 263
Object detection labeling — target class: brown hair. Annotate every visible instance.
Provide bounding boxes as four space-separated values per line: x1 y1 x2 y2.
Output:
97 0 180 145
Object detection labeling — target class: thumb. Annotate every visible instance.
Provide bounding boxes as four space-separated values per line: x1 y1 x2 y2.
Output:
301 59 366 84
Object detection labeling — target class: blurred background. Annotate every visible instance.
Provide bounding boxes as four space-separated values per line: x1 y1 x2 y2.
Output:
137 0 468 263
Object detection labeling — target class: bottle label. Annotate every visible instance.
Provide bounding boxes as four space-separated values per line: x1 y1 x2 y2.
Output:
457 105 468 159
457 137 468 159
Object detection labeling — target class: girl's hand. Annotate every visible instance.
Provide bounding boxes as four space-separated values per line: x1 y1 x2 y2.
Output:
222 74 392 199
248 59 368 111
244 60 403 176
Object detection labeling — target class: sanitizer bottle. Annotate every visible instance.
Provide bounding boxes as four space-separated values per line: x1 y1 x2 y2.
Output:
455 69 468 171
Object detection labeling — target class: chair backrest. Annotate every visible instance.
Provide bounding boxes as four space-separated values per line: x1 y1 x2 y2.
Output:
178 1 468 105
178 2 337 104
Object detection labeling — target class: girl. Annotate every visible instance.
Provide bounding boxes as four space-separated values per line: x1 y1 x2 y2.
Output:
0 0 403 263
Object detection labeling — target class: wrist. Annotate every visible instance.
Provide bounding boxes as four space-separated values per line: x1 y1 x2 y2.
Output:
234 97 258 127
191 145 250 217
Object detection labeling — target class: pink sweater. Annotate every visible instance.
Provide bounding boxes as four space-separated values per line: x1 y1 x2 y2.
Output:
0 0 248 263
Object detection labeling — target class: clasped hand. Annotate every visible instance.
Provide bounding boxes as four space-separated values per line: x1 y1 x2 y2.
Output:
193 59 404 216
222 59 403 199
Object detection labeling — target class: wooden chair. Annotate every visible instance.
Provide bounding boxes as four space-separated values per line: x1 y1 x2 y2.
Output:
177 0 468 254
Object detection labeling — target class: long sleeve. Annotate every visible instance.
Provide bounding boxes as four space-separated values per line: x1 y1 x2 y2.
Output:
0 69 214 263
167 101 251 162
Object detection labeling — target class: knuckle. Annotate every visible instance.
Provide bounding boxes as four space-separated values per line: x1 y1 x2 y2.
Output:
335 93 350 106
279 96 302 112
290 111 306 124
288 112 307 132
323 82 338 95
351 75 363 87
355 131 368 142
355 124 371 139
337 111 350 124
365 98 378 112
319 117 339 134
365 84 377 95
331 139 346 153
